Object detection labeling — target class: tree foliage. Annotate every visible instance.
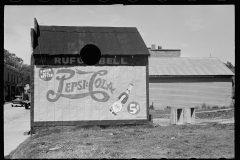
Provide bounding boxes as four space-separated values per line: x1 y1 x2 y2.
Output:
4 49 30 88
4 49 24 68
225 61 235 74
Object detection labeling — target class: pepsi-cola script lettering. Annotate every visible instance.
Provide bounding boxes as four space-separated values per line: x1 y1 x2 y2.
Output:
46 69 116 102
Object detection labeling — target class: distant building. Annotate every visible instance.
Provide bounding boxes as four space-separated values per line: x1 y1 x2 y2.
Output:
148 44 181 58
148 57 234 110
4 63 20 101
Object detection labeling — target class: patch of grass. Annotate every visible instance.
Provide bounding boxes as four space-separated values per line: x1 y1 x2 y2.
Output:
33 130 53 139
196 109 234 119
149 103 154 110
220 106 230 109
230 103 234 108
201 103 207 109
195 106 201 109
7 122 235 159
212 106 219 109
4 155 10 159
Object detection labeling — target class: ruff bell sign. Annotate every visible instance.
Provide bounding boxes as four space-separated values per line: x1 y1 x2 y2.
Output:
53 57 128 65
30 19 150 129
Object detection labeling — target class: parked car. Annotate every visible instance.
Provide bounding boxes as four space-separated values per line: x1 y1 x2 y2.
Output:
11 95 23 107
22 101 30 109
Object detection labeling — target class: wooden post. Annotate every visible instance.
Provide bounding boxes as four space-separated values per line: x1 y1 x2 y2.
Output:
170 107 184 125
183 107 195 124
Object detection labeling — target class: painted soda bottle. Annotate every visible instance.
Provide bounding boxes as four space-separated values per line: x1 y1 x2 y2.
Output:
110 83 134 115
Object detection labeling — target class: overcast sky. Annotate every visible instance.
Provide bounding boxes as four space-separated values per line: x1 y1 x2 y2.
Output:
4 5 235 65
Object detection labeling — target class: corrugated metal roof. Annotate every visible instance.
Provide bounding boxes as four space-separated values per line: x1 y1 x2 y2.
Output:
33 24 150 56
149 57 234 76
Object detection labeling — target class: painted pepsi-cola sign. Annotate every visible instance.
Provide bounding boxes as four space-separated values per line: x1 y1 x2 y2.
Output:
34 66 147 122
46 69 115 102
39 67 54 81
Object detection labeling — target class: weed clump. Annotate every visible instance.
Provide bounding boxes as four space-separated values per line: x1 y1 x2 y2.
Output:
201 103 207 109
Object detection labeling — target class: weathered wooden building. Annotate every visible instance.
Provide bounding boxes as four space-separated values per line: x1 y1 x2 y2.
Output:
148 44 181 58
4 63 20 101
149 57 234 110
30 19 150 131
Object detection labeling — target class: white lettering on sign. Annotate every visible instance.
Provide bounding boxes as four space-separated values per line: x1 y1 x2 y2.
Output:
99 58 105 64
55 57 61 64
39 67 54 81
70 57 76 64
113 58 119 64
107 58 113 64
53 57 128 65
121 58 127 64
62 57 69 64
77 58 83 64
54 57 83 64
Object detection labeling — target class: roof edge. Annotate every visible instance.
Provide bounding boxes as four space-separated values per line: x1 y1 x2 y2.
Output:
38 25 139 33
149 75 234 77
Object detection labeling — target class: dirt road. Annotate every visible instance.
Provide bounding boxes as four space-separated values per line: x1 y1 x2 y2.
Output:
4 103 30 156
